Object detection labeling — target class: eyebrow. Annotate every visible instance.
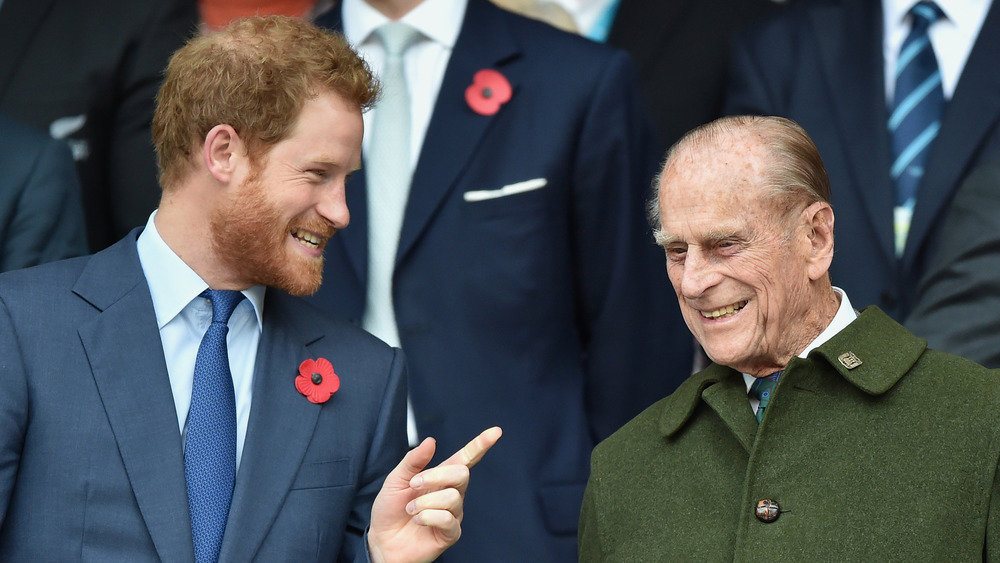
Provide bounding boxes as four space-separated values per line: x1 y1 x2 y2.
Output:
655 227 746 247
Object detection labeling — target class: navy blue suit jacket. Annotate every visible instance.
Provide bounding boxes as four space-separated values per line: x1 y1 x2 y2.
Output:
0 231 407 561
724 0 1000 321
314 2 693 560
0 114 88 272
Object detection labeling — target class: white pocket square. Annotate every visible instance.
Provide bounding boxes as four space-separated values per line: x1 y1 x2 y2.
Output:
463 178 547 202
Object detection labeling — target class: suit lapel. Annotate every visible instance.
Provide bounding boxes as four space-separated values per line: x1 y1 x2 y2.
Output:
75 235 195 563
395 0 521 264
339 168 369 288
0 0 57 98
220 292 324 561
904 0 1000 270
810 0 896 266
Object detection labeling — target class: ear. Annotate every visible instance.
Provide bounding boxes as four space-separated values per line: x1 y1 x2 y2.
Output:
803 201 835 281
203 124 246 184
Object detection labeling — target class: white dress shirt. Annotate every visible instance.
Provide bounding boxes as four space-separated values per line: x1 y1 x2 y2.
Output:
883 0 992 101
744 287 858 413
136 211 265 470
342 0 467 174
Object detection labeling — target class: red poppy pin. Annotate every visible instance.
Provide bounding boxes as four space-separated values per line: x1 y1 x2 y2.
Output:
465 69 512 116
296 358 340 404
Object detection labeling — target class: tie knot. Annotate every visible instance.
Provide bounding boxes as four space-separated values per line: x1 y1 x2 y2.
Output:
748 371 781 402
202 289 245 325
910 1 944 29
375 21 421 58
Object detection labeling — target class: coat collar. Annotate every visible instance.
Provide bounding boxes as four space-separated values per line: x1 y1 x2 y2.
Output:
659 307 926 438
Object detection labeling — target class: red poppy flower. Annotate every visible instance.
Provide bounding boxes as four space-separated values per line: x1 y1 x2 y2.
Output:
296 358 340 404
465 69 512 116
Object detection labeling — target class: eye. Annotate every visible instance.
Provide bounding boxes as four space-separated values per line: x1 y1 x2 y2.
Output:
308 169 328 179
665 245 687 262
714 239 742 255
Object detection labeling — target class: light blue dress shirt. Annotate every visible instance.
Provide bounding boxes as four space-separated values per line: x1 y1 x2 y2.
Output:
136 211 265 470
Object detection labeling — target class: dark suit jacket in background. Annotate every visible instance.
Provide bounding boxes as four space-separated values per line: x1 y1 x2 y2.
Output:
0 232 408 561
0 0 199 251
905 161 1000 368
315 1 693 560
607 0 784 147
0 114 88 272
724 0 1000 321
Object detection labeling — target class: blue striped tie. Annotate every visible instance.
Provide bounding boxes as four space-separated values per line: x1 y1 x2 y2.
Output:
185 289 244 563
889 1 945 256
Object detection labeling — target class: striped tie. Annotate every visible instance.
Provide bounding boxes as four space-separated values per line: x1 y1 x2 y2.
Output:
889 1 945 257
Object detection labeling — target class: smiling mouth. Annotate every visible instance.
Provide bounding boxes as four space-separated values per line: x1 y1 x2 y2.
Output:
700 300 749 319
291 227 324 249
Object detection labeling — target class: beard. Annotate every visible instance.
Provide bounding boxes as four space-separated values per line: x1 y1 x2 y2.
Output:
209 175 333 296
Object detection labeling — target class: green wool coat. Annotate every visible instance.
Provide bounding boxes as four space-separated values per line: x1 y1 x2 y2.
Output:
579 307 1000 561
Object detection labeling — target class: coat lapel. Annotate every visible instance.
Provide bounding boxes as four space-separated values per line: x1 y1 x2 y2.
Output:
219 292 324 562
903 0 1000 271
0 0 57 97
660 366 757 452
809 0 896 267
75 235 195 563
395 0 521 264
700 373 759 453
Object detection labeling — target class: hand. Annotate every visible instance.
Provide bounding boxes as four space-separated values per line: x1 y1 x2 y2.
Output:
367 426 503 563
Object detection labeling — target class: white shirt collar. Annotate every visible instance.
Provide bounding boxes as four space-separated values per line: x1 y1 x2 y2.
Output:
742 287 858 390
342 0 466 50
136 211 265 330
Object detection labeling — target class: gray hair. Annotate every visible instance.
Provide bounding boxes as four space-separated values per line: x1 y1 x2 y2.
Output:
648 115 831 239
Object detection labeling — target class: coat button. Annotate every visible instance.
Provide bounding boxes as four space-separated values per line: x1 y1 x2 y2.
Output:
755 499 780 523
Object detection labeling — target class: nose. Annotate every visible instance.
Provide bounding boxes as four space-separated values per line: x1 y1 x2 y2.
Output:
317 181 350 230
678 246 720 299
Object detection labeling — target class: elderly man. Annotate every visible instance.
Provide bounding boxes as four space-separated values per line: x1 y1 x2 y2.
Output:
0 16 499 562
578 115 1000 560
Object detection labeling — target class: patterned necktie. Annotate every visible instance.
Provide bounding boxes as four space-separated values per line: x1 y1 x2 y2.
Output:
889 1 945 257
749 371 781 423
185 289 245 563
363 21 421 348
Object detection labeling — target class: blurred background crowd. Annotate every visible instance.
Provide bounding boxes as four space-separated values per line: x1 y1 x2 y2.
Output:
2 0 998 560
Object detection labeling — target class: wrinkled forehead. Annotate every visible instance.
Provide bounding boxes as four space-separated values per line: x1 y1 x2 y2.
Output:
658 138 771 220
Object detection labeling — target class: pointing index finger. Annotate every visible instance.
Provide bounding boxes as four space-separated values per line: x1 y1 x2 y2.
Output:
443 426 502 468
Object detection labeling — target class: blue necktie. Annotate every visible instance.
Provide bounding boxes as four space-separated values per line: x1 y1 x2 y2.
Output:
889 1 945 256
749 371 781 423
185 289 244 563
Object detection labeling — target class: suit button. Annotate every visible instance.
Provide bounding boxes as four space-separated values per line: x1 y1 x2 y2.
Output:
755 499 780 523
